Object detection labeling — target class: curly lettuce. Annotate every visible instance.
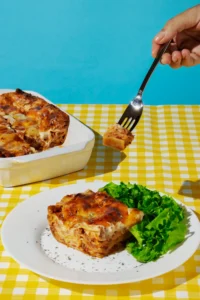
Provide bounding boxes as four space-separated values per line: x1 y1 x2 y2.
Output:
99 182 187 263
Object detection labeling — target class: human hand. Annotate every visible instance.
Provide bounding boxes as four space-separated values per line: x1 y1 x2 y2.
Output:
152 5 200 68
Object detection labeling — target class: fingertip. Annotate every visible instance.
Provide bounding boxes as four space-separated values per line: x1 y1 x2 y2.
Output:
154 29 174 45
172 51 181 63
170 53 182 69
170 63 181 69
154 31 165 43
152 49 157 58
172 54 177 63
152 41 160 58
182 50 195 67
181 49 190 59
161 53 172 65
152 52 156 58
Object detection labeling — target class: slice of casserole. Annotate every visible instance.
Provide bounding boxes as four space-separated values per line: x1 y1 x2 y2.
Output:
26 103 69 150
48 190 144 258
0 116 35 157
0 89 70 156
103 124 134 151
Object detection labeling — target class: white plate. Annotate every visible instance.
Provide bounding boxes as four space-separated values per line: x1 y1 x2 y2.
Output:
1 181 200 285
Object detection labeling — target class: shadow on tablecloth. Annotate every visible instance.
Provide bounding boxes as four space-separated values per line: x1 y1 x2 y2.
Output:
178 180 200 200
45 129 126 185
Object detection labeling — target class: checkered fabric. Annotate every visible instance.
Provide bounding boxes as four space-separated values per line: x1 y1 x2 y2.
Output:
0 104 200 299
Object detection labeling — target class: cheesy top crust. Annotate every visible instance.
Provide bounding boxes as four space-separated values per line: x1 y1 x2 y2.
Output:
0 89 70 157
48 190 144 229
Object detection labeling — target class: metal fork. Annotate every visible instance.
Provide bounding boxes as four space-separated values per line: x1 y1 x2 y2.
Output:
118 40 172 132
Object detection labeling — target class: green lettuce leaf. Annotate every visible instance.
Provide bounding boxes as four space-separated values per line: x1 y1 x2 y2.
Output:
99 182 187 263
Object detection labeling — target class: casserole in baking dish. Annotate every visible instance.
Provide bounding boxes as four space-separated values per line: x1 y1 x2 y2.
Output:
0 89 70 157
0 89 95 187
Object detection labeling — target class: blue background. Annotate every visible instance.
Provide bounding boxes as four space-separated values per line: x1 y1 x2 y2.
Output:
0 0 199 105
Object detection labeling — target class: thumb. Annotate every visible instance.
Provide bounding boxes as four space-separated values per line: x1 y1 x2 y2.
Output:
154 5 200 44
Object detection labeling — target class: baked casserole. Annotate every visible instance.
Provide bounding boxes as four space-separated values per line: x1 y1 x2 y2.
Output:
0 89 70 157
48 190 144 258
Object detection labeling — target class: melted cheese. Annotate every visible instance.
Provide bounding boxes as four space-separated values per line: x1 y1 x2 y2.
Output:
0 89 70 157
47 190 144 257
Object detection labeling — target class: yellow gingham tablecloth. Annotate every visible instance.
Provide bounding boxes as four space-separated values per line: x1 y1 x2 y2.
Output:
0 104 200 300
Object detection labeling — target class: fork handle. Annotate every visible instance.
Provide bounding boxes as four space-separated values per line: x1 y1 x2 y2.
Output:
138 39 172 95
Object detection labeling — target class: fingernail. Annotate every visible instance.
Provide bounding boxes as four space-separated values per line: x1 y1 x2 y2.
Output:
182 52 186 59
155 31 165 42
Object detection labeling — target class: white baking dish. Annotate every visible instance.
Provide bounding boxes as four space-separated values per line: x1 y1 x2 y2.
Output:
0 89 95 187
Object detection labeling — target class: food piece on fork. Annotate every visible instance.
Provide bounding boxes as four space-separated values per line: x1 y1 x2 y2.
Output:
103 124 134 151
47 190 144 258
